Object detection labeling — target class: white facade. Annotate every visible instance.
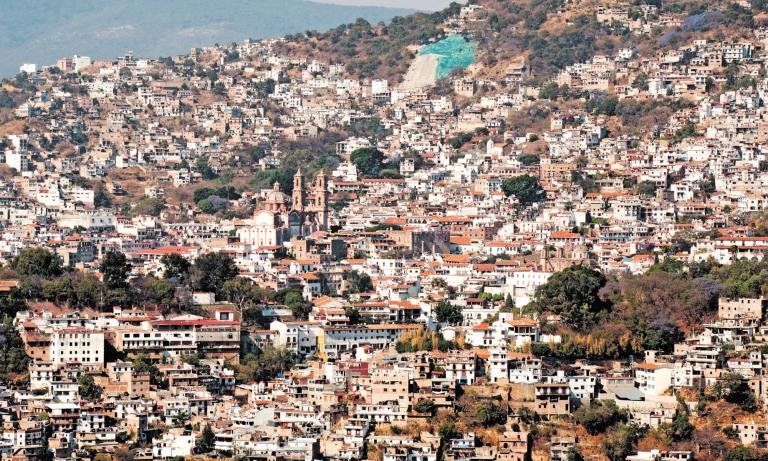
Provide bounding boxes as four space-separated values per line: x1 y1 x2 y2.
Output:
49 329 105 369
635 364 674 396
152 432 195 459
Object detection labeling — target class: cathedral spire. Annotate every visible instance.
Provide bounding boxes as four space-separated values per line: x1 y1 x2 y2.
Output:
292 168 305 211
315 170 329 229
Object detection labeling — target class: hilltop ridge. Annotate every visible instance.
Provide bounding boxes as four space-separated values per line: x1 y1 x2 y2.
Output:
0 0 415 77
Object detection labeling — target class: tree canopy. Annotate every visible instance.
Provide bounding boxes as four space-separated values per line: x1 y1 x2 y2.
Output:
78 373 99 400
238 347 297 383
345 270 374 294
221 277 274 311
350 147 386 177
10 247 63 278
501 174 544 206
0 317 29 377
161 254 191 282
527 265 609 331
195 424 215 454
575 400 627 435
434 300 463 325
189 253 239 295
100 251 132 290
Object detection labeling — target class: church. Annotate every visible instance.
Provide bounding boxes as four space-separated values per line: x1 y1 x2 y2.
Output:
237 169 330 247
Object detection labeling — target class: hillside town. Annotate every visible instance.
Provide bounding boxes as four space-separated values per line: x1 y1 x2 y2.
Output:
4 0 768 460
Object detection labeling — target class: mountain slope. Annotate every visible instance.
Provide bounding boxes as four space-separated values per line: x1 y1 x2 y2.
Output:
0 0 414 76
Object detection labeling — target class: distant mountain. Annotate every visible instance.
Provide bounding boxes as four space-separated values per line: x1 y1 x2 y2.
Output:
0 0 414 77
313 0 455 10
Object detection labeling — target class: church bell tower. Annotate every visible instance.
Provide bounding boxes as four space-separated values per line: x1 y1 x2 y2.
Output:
293 169 305 212
315 170 329 229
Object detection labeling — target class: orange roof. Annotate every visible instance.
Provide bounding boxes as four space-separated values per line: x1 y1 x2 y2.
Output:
635 362 663 370
434 216 472 223
508 318 539 327
313 296 336 307
474 264 497 271
442 254 471 263
550 231 580 239
450 236 472 245
487 241 516 248
133 246 196 255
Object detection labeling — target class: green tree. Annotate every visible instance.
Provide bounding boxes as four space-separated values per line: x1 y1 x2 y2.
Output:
661 407 693 442
254 78 276 98
713 373 757 412
637 180 658 197
602 423 646 461
345 306 363 325
196 156 217 180
711 258 768 299
414 398 437 415
161 254 191 282
632 72 649 90
528 265 609 331
434 300 463 325
519 154 540 166
600 273 717 348
438 421 461 442
100 251 131 290
130 197 165 216
503 294 515 312
180 353 202 367
501 175 544 206
221 278 273 312
566 447 585 461
346 270 373 293
350 147 386 177
0 317 29 376
195 423 216 454
475 401 506 427
132 354 165 388
432 278 447 288
448 132 473 149
189 253 239 295
672 122 697 142
0 291 28 317
10 247 63 278
286 291 310 319
131 276 174 307
575 400 627 435
93 182 112 208
538 81 561 100
197 198 216 214
726 445 760 461
0 91 16 109
78 373 99 400
194 187 216 203
71 274 104 309
238 347 297 382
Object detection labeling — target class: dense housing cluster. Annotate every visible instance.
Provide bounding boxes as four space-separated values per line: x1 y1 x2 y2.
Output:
4 0 768 460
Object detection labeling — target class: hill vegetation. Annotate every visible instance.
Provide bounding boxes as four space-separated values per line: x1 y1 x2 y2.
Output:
0 0 414 77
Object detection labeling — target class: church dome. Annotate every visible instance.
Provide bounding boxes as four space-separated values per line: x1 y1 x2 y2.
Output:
266 181 288 204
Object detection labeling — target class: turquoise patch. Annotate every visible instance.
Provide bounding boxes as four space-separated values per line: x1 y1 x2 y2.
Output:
419 35 477 80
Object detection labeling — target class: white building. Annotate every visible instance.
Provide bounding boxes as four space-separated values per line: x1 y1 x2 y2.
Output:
19 63 37 74
49 328 105 370
152 431 195 459
270 320 320 356
634 363 674 396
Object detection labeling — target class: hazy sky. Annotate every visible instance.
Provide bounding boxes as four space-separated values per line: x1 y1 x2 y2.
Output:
314 0 459 11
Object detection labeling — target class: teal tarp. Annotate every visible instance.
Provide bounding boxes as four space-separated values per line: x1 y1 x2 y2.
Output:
419 35 476 79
